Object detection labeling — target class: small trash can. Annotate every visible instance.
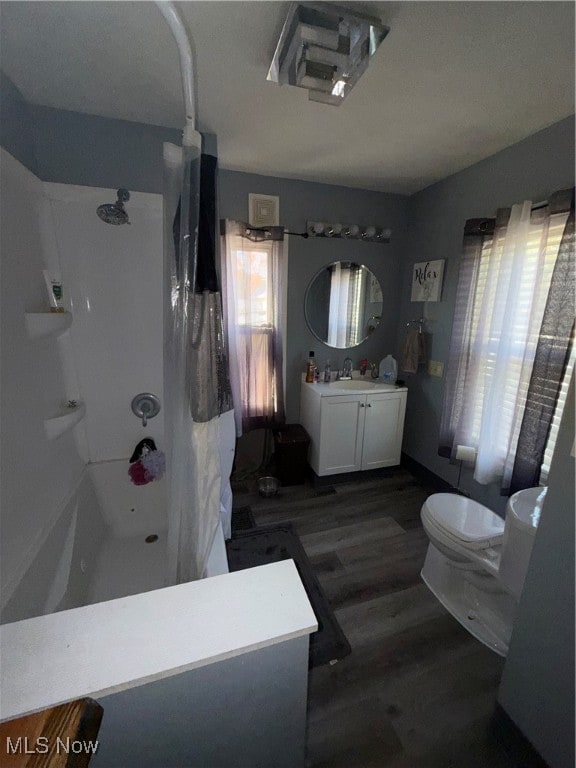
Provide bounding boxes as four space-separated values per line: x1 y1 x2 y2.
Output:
273 424 311 486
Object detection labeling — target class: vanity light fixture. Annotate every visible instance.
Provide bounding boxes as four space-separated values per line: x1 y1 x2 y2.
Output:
307 221 391 243
267 3 389 106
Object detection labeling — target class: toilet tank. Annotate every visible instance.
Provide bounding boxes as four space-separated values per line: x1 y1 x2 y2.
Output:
499 486 546 600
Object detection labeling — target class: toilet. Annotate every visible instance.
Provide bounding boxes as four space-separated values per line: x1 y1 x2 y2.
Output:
420 486 545 656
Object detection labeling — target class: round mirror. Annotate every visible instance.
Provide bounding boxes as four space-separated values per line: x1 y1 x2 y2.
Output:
305 261 382 349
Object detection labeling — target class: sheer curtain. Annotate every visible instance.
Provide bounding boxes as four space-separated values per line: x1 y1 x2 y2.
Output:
439 190 574 488
220 220 286 436
163 141 234 583
327 262 365 347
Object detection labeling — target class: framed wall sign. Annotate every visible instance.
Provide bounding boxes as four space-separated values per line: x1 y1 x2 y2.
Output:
411 260 445 302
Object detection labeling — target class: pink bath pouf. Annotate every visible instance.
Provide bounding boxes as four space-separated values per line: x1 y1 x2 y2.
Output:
129 459 149 486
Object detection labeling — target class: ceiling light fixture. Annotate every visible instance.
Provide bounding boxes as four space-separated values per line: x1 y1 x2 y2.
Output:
267 2 389 106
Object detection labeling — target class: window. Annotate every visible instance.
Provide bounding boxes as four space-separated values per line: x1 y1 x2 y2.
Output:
440 192 574 492
221 221 286 435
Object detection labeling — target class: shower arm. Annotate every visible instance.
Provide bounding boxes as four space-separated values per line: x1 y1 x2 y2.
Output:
155 1 197 145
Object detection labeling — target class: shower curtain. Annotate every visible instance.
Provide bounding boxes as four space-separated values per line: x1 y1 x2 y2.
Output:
163 136 234 583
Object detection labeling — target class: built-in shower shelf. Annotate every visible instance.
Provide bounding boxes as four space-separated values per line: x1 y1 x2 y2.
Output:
25 311 72 340
44 402 86 440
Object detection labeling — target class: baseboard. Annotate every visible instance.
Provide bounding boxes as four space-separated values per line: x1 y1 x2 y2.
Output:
311 466 396 487
490 705 549 768
400 452 454 492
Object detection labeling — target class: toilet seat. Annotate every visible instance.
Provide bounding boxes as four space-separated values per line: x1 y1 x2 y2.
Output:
421 494 505 551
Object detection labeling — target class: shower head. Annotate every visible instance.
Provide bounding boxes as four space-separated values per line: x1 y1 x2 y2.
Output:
97 188 131 225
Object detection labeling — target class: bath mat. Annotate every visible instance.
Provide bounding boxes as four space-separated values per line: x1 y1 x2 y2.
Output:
231 505 257 532
226 523 351 668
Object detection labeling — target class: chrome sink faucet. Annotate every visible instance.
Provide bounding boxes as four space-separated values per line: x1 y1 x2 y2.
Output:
342 357 353 379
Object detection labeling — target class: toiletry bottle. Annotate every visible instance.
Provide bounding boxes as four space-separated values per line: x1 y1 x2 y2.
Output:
306 351 316 383
324 359 331 383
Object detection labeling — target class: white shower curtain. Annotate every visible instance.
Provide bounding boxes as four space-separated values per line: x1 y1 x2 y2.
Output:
163 138 233 583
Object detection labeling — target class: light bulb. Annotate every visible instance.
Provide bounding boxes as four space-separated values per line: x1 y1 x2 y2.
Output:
363 226 376 239
313 222 325 235
348 224 360 238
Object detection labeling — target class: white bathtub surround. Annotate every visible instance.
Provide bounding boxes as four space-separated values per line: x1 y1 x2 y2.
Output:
43 182 165 463
0 559 317 722
0 470 106 625
0 149 86 609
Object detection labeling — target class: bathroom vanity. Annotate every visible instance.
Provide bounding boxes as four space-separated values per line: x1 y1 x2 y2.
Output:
300 379 407 476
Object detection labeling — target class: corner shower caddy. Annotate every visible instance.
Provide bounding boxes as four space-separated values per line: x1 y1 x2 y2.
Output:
25 311 86 439
44 402 86 440
25 311 72 340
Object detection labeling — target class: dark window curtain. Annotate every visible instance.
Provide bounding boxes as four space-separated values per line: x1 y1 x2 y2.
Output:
508 191 575 494
438 218 495 459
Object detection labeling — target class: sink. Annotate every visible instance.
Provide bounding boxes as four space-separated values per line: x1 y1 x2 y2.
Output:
329 380 379 390
326 379 398 392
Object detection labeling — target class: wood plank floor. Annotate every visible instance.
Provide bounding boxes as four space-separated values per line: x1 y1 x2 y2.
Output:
232 467 538 768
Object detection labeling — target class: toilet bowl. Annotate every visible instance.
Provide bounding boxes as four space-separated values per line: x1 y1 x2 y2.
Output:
420 487 545 656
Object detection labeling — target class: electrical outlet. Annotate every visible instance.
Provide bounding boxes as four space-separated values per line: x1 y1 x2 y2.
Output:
428 360 444 377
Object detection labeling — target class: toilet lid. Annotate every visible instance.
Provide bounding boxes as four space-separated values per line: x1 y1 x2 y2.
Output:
424 494 505 545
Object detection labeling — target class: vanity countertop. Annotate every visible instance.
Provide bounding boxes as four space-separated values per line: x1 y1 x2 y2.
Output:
302 378 407 397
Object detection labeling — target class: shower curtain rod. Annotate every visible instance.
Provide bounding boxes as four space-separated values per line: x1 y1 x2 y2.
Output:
155 1 197 145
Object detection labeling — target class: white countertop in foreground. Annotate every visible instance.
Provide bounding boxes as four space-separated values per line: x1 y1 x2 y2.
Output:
0 560 317 722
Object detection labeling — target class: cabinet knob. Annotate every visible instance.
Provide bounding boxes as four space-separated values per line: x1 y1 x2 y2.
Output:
367 403 372 407
359 402 365 407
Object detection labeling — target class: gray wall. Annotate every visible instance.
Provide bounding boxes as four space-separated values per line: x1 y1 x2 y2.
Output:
0 70 38 174
396 115 575 514
93 637 309 768
498 378 575 768
0 71 217 193
28 103 183 194
218 169 409 422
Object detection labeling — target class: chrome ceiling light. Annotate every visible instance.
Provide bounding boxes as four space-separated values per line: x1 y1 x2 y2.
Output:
267 2 389 106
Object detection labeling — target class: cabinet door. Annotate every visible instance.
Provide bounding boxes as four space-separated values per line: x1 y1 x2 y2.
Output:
319 396 365 475
361 392 407 469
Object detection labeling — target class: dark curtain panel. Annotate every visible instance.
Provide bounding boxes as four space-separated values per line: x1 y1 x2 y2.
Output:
509 190 575 494
173 153 233 421
438 217 495 458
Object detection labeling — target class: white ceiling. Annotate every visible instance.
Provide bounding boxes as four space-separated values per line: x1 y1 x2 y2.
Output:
1 1 574 195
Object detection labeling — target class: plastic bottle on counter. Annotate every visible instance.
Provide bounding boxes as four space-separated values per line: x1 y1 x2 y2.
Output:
379 355 398 384
306 351 316 383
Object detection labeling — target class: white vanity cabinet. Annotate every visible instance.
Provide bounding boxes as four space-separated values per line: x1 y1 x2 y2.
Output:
300 381 407 476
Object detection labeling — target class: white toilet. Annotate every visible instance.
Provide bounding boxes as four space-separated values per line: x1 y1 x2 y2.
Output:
420 486 545 656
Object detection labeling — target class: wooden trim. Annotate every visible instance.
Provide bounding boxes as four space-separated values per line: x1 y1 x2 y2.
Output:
0 699 103 768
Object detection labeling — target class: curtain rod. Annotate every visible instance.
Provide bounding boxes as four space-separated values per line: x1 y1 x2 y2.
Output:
247 225 309 239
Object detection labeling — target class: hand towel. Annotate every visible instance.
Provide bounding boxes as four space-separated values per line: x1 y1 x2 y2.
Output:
401 330 420 374
401 330 428 373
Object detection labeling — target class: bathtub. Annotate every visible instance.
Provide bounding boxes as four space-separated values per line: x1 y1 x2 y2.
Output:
1 448 231 625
